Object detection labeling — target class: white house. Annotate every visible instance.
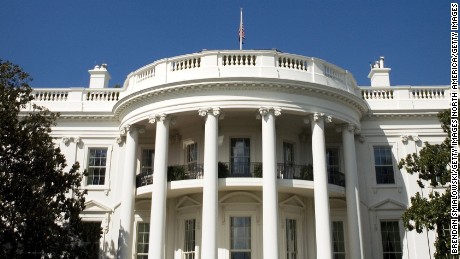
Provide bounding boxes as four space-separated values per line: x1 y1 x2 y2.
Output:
27 50 450 259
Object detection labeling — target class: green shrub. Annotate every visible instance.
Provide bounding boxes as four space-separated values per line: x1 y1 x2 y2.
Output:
167 165 186 181
218 162 229 178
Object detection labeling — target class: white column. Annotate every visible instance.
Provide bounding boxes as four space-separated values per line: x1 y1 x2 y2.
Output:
199 107 220 259
148 114 170 259
117 125 139 259
311 113 332 259
342 124 363 259
260 107 281 259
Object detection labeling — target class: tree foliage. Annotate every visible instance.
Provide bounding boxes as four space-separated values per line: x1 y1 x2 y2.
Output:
398 110 454 259
0 60 100 258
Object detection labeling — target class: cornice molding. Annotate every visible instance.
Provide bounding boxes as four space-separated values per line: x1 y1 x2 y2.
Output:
112 79 369 119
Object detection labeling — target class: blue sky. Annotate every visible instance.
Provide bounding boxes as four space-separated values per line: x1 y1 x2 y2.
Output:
0 0 450 88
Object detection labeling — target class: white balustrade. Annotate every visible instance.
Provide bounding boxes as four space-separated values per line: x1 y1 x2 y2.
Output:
171 57 201 71
277 55 308 70
33 91 69 101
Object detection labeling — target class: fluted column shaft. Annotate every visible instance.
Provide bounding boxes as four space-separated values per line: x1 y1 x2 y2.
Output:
148 115 170 259
311 113 332 259
342 124 363 259
260 107 281 259
118 126 139 259
199 107 220 259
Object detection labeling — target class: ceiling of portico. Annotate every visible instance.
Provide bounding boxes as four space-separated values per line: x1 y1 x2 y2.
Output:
136 109 349 143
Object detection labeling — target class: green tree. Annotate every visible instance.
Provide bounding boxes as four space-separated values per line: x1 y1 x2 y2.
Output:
398 110 455 259
0 60 100 258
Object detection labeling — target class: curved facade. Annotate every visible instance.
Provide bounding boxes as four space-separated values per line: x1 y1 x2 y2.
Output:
28 50 449 258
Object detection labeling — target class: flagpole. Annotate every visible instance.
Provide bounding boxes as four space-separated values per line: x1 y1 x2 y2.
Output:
239 8 243 50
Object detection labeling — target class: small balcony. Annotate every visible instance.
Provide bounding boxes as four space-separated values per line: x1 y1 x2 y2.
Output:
135 162 345 188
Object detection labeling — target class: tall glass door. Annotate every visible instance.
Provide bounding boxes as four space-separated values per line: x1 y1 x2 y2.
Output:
230 138 250 177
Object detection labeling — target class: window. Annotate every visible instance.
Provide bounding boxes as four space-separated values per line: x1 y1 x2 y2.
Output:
326 148 340 173
283 142 294 165
374 146 395 184
136 222 150 259
283 142 295 178
78 222 102 259
230 216 251 259
186 143 198 164
380 220 402 259
285 219 297 259
327 148 344 186
87 148 108 185
230 138 250 177
332 221 346 259
183 219 196 259
141 149 154 174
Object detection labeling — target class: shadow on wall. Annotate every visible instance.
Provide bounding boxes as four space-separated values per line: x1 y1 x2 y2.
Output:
116 227 129 259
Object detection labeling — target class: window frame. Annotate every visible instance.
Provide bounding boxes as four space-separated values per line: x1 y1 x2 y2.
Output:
331 220 346 259
183 218 197 259
326 147 341 173
372 145 397 185
139 147 155 175
229 216 252 259
135 221 150 259
379 220 403 259
281 206 305 259
229 137 251 177
83 145 112 190
285 218 298 259
185 142 198 165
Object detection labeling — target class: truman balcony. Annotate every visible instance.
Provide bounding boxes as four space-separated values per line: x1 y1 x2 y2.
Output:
135 162 345 187
132 110 347 199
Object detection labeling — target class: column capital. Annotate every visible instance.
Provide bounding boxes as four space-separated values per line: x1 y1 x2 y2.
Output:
119 124 130 135
401 135 409 142
120 124 145 136
311 112 332 123
343 123 358 133
258 107 282 118
198 107 221 117
115 136 123 145
148 113 169 124
62 137 71 144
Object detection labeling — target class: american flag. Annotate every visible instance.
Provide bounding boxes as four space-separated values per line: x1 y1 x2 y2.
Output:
239 8 245 49
239 24 245 43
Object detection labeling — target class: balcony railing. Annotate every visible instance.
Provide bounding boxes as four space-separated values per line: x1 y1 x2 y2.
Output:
277 163 313 180
217 162 262 178
328 170 346 187
136 164 203 187
135 162 345 188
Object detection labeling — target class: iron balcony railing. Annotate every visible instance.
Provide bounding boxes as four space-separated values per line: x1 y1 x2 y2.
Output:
136 163 204 187
135 162 345 188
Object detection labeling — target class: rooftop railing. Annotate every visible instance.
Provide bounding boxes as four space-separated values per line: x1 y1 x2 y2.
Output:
27 50 449 113
125 50 361 96
361 86 450 111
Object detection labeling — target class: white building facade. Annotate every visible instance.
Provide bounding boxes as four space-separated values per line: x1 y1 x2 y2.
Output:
27 50 449 259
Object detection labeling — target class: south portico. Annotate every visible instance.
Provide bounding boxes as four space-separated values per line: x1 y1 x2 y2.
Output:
115 105 363 259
